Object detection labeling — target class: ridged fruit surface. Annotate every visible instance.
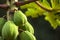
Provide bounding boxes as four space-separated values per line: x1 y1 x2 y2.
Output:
2 21 19 40
14 10 27 26
20 31 36 40
20 22 34 34
0 18 6 36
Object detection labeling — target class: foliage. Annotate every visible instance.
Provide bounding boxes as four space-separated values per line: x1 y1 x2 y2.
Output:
20 0 60 29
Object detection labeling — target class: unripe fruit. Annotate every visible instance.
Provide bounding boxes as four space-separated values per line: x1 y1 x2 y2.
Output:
2 21 19 40
19 31 36 40
0 18 6 36
20 22 34 34
14 10 27 26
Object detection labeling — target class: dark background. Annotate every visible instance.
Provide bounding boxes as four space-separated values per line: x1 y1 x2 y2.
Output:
0 0 60 40
27 16 60 40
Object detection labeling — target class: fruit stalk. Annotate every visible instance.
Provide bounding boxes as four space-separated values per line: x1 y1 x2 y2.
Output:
14 0 38 6
0 0 37 9
35 1 53 12
6 0 10 21
7 10 10 21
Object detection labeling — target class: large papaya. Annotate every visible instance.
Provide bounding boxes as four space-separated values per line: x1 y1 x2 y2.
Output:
2 21 19 40
0 18 6 36
19 31 36 40
20 21 34 34
13 10 27 26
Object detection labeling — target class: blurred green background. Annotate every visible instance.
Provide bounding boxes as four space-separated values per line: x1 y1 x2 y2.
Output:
0 0 60 40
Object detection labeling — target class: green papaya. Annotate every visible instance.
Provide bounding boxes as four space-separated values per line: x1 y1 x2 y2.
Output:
0 18 6 36
19 31 36 40
14 10 27 26
2 21 19 40
20 22 34 34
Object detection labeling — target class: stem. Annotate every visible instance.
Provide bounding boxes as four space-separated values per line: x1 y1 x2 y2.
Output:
8 0 18 21
7 10 10 21
18 29 24 33
19 29 24 32
14 0 37 6
0 4 9 9
0 0 59 12
35 1 53 12
10 0 18 10
6 0 10 21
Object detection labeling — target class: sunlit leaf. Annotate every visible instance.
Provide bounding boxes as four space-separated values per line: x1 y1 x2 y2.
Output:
51 0 60 9
25 8 39 18
41 0 52 9
20 2 45 17
56 19 60 26
20 0 60 29
45 12 58 29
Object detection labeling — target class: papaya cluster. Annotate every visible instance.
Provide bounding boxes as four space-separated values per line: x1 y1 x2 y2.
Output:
0 10 36 40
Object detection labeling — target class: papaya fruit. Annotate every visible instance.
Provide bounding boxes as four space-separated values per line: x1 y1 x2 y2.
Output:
20 22 34 34
0 18 6 36
19 31 36 40
13 10 27 26
2 21 19 40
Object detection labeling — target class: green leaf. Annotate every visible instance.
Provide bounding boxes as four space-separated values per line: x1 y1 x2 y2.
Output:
56 15 60 26
25 8 39 18
41 0 52 9
51 0 60 9
44 12 58 29
20 2 45 18
56 19 60 26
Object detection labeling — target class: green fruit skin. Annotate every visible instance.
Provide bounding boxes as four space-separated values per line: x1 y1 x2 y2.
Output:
14 10 27 26
0 18 6 36
20 22 34 34
20 31 36 40
2 21 19 40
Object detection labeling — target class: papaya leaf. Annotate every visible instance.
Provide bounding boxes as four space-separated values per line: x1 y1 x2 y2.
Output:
51 0 60 9
25 8 39 18
44 12 58 29
20 2 45 18
56 19 60 26
41 0 52 9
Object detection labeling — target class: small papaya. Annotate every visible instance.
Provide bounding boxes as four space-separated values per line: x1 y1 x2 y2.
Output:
2 21 19 40
20 21 34 34
0 18 6 36
13 10 27 26
19 31 36 40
